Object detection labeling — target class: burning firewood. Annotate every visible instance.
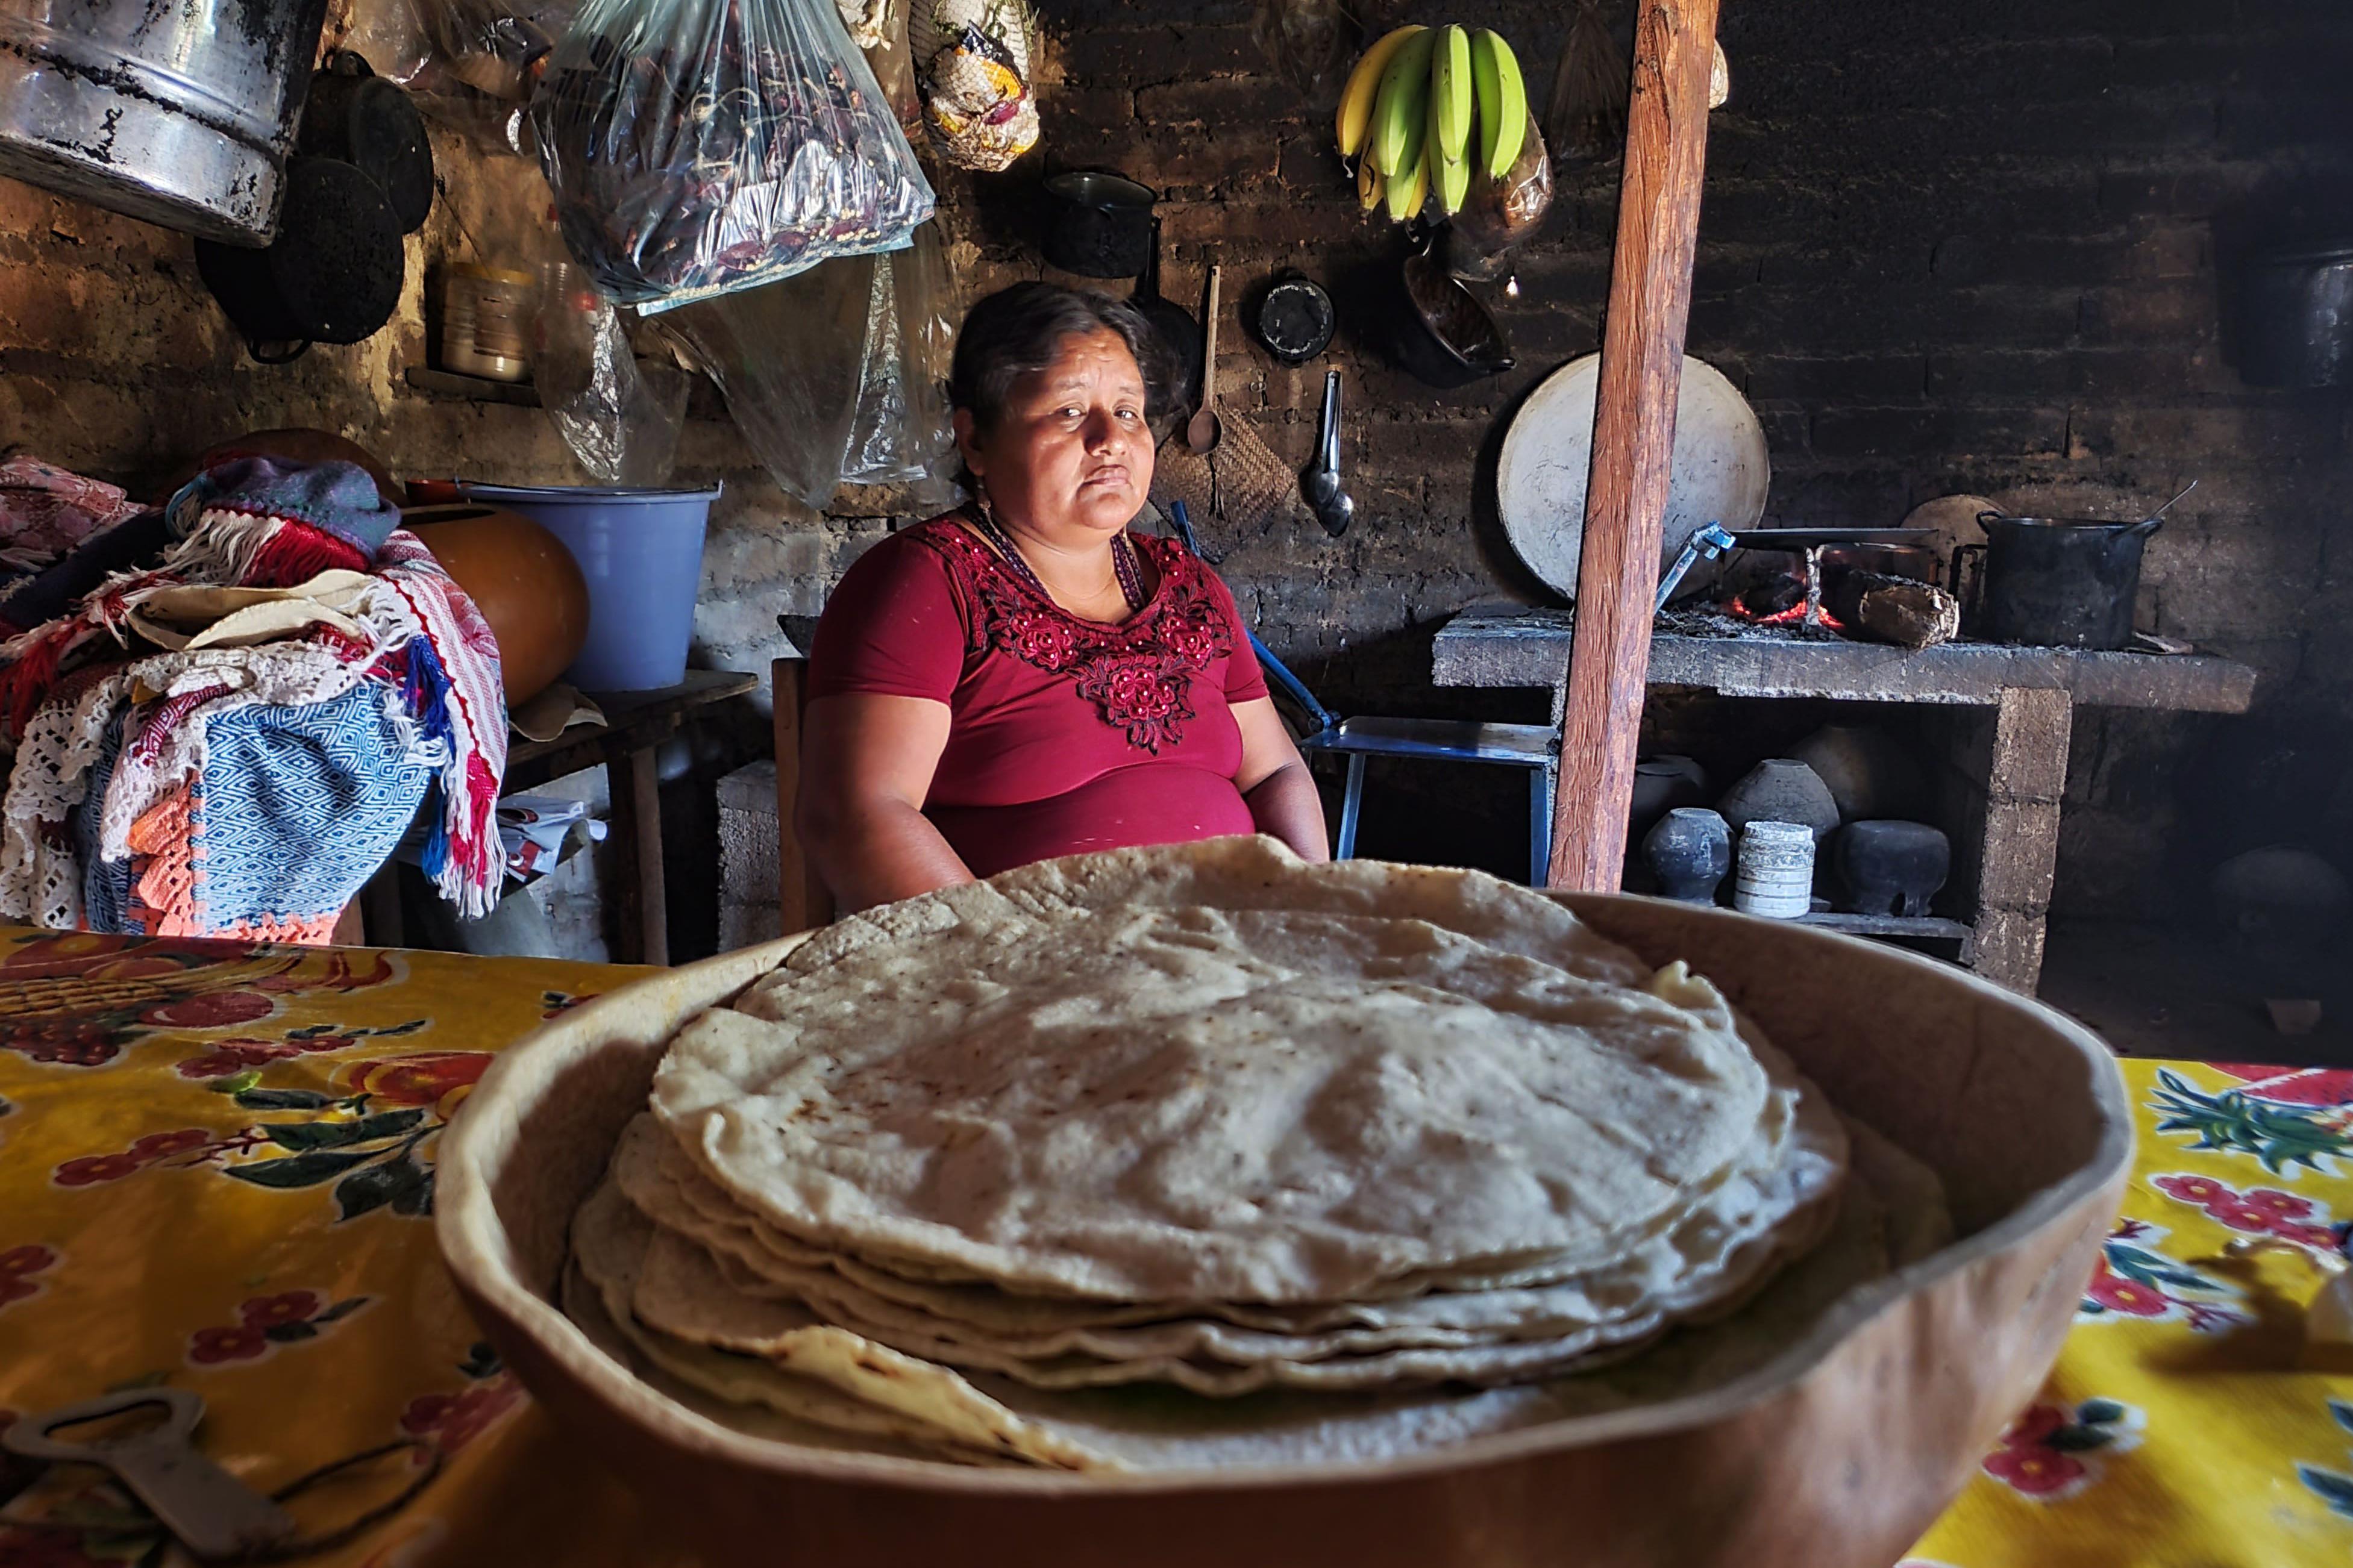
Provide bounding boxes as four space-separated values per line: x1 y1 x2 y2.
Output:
1826 572 1961 649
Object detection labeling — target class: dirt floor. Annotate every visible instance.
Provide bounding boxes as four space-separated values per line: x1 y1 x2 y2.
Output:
2038 919 2353 1071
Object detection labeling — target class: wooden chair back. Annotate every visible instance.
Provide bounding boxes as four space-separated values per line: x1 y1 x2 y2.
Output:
770 657 835 934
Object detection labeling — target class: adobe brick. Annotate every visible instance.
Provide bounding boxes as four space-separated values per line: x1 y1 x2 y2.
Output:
1925 350 2072 399
1039 87 1135 130
2070 405 2336 462
1136 77 1304 127
2097 162 2270 218
1761 467 1912 528
1750 402 1810 455
1747 353 1926 401
2067 348 2201 398
1811 407 2064 461
2080 281 2217 344
1061 23 1258 84
2219 91 2353 155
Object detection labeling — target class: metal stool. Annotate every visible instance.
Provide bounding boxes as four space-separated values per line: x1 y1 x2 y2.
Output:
1167 504 1558 886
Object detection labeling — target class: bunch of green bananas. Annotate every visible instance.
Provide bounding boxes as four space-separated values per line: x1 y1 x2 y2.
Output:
1335 23 1526 223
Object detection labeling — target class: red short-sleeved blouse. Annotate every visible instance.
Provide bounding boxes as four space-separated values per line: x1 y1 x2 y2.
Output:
807 514 1271 878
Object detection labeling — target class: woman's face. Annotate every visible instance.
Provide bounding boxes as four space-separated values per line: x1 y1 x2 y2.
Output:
959 328 1153 544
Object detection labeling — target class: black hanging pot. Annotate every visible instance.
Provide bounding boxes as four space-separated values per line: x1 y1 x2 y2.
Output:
1039 169 1156 279
195 155 406 363
1391 240 1514 389
2237 240 2353 389
1963 510 2163 650
296 50 435 234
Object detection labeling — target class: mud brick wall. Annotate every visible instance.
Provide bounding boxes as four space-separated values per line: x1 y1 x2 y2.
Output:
1003 0 2353 912
0 0 2347 924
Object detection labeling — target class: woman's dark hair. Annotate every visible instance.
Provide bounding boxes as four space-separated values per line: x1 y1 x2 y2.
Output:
948 282 1171 436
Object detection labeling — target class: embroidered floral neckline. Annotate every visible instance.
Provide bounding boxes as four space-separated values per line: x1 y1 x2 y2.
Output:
922 518 1233 754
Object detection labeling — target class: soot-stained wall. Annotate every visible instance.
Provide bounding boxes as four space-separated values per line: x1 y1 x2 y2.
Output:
0 0 2346 922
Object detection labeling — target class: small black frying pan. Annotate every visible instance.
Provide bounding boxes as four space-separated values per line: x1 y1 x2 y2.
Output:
195 156 405 363
298 51 434 234
1129 217 1201 422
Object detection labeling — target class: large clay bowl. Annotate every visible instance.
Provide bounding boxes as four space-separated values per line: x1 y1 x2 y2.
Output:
438 895 2130 1568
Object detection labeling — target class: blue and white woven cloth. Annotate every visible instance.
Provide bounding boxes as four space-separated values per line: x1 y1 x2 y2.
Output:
0 459 507 940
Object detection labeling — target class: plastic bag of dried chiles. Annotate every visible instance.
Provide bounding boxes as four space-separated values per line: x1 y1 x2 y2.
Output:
530 0 935 311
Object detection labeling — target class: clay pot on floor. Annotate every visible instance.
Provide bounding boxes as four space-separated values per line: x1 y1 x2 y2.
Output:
1642 807 1732 903
1830 821 1950 917
404 503 590 704
1716 758 1840 843
1790 725 1927 823
1629 755 1709 840
2211 846 2350 948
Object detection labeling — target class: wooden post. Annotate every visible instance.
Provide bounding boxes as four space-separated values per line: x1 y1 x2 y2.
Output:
1547 0 1720 890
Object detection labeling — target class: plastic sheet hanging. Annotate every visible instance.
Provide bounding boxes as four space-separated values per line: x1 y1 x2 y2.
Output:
663 258 875 510
534 263 690 485
354 0 576 154
1249 0 1355 99
530 0 935 311
841 220 958 500
663 223 957 510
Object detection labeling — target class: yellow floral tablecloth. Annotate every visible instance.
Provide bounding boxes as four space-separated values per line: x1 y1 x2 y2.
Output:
0 925 2349 1567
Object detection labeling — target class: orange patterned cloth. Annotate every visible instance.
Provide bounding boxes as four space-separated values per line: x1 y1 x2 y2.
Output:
0 926 2348 1566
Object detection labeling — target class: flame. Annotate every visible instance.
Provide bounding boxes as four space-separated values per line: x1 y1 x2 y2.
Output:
1725 599 1853 633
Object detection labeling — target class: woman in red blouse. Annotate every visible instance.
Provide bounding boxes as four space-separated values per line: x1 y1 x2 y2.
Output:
798 283 1329 911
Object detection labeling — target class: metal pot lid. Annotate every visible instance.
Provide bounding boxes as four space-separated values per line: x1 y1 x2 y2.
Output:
1977 514 2143 529
1042 170 1156 210
1725 528 1937 548
1256 276 1335 363
1498 354 1769 602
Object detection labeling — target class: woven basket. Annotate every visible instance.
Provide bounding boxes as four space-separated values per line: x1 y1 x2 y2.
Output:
1148 438 1215 524
1208 417 1302 536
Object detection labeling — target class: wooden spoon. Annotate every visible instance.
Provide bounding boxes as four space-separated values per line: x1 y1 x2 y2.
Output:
1185 264 1223 455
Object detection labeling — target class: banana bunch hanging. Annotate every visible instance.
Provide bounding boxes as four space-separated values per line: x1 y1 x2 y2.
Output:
1335 24 1526 222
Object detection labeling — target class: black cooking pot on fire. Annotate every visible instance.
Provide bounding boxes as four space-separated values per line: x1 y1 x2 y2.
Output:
1958 483 2193 649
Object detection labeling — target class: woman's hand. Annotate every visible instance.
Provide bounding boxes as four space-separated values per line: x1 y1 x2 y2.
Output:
1232 698 1330 863
795 694 977 913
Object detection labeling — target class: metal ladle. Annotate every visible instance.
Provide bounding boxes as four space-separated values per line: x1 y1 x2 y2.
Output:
1302 369 1354 538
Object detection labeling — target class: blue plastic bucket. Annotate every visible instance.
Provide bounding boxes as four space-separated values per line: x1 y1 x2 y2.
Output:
451 481 721 692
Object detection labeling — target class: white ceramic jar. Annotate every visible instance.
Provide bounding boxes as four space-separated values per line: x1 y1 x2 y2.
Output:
1734 819 1814 919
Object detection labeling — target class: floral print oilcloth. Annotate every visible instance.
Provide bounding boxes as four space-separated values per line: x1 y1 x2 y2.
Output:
1 925 2349 1566
0 927 693 1568
1910 1060 2353 1567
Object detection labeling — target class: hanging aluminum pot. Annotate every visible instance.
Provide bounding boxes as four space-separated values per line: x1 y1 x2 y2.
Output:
0 0 333 244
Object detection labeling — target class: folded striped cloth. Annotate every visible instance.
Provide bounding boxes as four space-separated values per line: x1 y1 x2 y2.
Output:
0 459 507 938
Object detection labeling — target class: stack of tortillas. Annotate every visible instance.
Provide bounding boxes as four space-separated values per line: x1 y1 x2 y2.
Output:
566 839 1949 1472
